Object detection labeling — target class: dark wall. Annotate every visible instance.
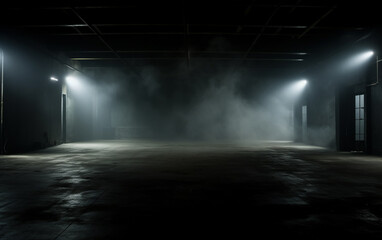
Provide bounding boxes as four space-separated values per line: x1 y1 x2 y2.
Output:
369 60 382 154
84 64 300 141
296 31 382 153
300 61 375 151
336 85 358 151
1 40 66 153
334 51 378 153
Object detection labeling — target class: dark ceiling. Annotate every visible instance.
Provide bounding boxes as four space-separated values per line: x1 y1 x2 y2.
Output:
0 1 380 73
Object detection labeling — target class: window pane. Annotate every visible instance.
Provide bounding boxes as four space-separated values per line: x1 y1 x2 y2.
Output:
360 134 365 141
354 94 366 143
360 94 364 107
302 106 307 115
302 106 307 125
360 120 365 134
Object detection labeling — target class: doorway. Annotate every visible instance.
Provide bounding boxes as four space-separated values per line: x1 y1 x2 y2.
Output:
62 94 67 143
302 105 307 142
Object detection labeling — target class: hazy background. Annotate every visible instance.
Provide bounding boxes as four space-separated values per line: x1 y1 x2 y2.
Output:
82 62 299 141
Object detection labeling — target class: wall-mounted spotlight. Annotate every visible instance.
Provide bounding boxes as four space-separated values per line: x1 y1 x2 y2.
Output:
353 50 374 64
292 79 308 93
65 76 76 82
363 51 374 59
279 79 308 104
65 75 83 90
65 76 78 85
342 50 375 70
297 79 308 88
50 76 59 82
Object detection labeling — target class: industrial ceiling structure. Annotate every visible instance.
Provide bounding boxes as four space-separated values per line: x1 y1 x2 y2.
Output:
1 1 379 72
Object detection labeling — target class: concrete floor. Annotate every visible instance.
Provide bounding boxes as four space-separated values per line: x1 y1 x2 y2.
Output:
1 140 382 239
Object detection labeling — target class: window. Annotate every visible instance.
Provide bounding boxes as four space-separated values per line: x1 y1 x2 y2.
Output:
355 94 365 141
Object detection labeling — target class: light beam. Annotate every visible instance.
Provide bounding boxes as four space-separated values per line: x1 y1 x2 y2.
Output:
342 50 375 70
65 76 81 89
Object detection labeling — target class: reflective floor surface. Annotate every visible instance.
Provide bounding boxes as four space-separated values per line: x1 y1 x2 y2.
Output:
1 140 382 239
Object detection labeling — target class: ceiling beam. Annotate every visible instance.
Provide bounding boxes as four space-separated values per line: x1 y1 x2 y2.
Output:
68 7 146 79
68 50 308 55
182 0 190 68
70 7 124 62
298 5 337 39
241 5 281 62
6 4 334 10
44 32 303 37
236 0 256 33
17 23 364 32
71 57 304 61
17 23 307 29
